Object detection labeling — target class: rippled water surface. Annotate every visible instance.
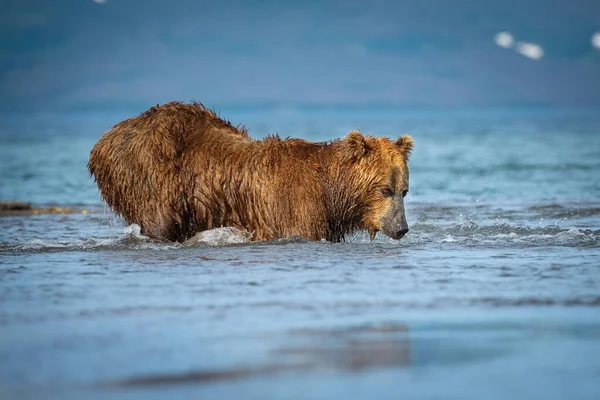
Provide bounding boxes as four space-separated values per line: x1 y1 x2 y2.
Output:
1 110 600 399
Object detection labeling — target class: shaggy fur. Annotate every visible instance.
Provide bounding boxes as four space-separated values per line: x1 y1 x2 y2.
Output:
88 101 413 242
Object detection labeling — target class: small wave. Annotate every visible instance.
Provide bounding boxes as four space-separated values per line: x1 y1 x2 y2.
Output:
7 224 180 253
184 229 316 247
261 236 315 245
348 223 598 247
2 221 598 253
16 238 69 250
347 226 596 248
434 228 595 246
414 221 564 236
526 204 600 219
441 235 458 243
469 296 600 307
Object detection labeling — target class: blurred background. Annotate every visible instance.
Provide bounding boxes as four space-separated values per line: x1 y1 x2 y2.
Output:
1 0 599 114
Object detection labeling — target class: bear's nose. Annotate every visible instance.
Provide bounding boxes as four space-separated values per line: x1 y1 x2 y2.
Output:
396 228 409 238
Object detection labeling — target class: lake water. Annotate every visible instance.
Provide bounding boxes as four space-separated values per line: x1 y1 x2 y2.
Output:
1 109 599 399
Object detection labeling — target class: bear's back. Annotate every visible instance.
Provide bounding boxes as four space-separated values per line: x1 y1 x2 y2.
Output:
125 102 250 159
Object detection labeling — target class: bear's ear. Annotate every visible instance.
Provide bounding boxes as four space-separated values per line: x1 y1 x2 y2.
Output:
344 130 371 161
395 135 414 160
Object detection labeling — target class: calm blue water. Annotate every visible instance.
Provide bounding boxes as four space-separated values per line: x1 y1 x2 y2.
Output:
1 109 600 399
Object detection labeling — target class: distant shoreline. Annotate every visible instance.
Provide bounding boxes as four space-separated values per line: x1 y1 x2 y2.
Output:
0 201 97 217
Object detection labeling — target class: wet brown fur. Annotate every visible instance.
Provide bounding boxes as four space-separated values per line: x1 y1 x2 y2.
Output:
88 101 413 242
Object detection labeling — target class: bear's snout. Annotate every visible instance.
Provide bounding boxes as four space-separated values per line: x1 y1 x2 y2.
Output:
381 218 409 240
380 198 409 240
395 228 409 239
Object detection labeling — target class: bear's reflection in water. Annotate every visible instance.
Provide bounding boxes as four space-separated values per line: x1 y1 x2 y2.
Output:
277 323 411 371
105 324 411 387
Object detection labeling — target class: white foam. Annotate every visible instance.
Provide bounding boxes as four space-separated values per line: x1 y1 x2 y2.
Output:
441 235 457 243
554 228 595 244
18 239 67 250
13 224 177 252
8 223 597 252
123 224 148 239
492 232 519 239
184 227 253 246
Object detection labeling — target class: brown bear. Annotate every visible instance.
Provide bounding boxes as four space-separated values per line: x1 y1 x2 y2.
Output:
88 102 413 243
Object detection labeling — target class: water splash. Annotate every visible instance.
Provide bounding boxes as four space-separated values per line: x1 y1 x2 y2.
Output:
122 223 147 239
11 224 179 252
184 227 253 246
2 220 598 253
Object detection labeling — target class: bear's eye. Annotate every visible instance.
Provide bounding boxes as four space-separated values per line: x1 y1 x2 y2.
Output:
381 187 394 197
402 190 408 198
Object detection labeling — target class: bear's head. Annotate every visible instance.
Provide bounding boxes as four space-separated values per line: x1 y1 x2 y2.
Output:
341 131 414 240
